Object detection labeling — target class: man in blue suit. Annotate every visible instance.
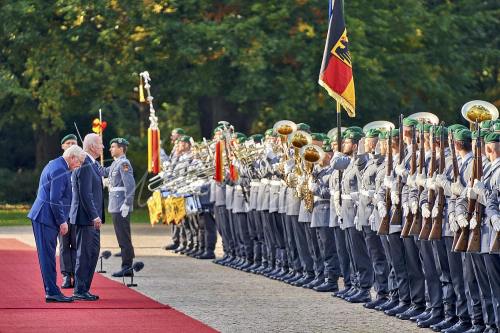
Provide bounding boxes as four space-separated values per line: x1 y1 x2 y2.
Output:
28 145 86 303
70 133 104 301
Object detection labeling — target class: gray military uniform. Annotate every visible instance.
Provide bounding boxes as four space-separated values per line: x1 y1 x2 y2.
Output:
104 155 136 269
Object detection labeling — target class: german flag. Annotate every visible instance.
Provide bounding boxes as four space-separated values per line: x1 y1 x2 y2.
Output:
318 0 355 117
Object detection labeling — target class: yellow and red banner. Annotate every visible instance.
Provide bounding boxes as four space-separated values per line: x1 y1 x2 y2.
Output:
318 0 356 117
214 140 224 182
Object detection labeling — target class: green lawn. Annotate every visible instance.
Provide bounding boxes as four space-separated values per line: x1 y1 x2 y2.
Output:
0 207 151 227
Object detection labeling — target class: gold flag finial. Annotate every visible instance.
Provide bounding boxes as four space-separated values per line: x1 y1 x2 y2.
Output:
139 76 145 102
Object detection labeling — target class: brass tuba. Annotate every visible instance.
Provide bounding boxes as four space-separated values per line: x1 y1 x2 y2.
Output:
407 112 440 125
299 144 325 212
289 130 313 185
461 100 498 129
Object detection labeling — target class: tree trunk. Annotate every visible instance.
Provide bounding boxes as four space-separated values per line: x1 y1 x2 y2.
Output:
34 128 60 169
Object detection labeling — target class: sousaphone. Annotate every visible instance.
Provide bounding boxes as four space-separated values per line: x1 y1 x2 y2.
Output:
407 112 440 125
461 100 498 128
362 120 395 134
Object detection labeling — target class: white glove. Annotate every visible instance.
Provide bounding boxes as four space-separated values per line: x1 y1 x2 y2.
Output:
391 191 400 205
472 179 486 196
402 203 409 217
368 212 375 225
407 173 416 187
354 216 362 231
410 200 419 214
357 138 366 155
395 162 408 178
384 175 393 189
416 173 426 188
435 174 449 189
284 159 294 174
426 175 437 191
466 186 477 200
457 214 468 228
432 206 439 218
449 213 459 233
120 203 130 218
103 178 109 188
451 181 464 196
308 180 318 193
350 191 359 202
377 202 387 219
469 216 477 230
492 215 500 232
422 203 431 218
333 191 341 216
287 172 297 185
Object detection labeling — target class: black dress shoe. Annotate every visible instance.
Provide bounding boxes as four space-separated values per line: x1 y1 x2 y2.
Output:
375 298 399 311
341 287 359 299
385 303 410 316
61 275 73 289
332 286 352 298
174 245 186 253
285 272 304 284
293 275 315 287
180 245 193 255
46 294 74 303
463 324 486 333
430 316 459 332
72 292 99 301
417 313 444 328
313 281 339 292
396 305 426 320
197 252 216 260
303 277 324 289
345 289 371 303
410 308 431 322
112 268 133 277
114 252 122 257
163 243 179 251
442 320 472 333
363 297 388 309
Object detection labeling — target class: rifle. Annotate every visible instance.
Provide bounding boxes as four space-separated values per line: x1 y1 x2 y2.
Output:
419 125 437 240
491 226 500 253
378 129 393 235
429 123 446 240
390 114 404 225
467 126 483 253
450 130 463 249
454 121 479 252
401 124 417 237
409 122 426 236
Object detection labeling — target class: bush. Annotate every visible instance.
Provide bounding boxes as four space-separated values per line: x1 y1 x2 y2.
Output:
0 168 39 204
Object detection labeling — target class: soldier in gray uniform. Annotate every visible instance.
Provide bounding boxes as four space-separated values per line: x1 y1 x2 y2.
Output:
103 138 136 277
357 129 390 308
59 134 79 288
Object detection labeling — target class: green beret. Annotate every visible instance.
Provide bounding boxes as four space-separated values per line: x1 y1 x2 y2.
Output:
250 134 264 143
110 137 129 146
172 128 186 135
60 134 77 145
365 128 381 138
494 122 500 133
417 123 432 133
265 128 274 137
347 126 363 133
448 124 467 134
471 129 490 140
233 132 247 144
297 123 311 133
378 131 389 140
390 129 400 138
434 126 448 138
480 120 494 130
403 118 419 127
344 130 364 141
484 132 500 143
454 129 472 141
311 132 324 141
323 139 333 152
178 135 192 143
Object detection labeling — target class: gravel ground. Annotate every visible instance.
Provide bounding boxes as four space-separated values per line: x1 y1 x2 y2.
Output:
0 224 428 333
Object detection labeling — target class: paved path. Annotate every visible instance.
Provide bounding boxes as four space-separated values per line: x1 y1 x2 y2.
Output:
0 224 427 333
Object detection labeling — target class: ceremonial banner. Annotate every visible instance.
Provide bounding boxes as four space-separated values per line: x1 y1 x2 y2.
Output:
163 197 186 225
147 191 163 225
214 140 224 182
318 0 356 117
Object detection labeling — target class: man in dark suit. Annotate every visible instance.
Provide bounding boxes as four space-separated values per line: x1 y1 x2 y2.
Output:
70 133 104 301
28 145 86 303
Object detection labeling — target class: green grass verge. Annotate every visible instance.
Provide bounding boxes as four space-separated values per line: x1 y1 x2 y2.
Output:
0 207 151 227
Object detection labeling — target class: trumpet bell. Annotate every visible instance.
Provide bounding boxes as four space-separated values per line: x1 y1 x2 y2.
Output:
300 144 325 164
327 127 347 140
273 120 297 136
288 130 312 149
407 112 439 125
362 121 395 133
461 100 499 124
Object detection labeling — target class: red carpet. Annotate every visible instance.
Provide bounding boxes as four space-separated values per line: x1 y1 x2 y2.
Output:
0 238 217 332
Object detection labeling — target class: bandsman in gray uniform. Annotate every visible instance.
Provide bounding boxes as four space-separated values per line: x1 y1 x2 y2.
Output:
103 138 136 277
59 134 79 288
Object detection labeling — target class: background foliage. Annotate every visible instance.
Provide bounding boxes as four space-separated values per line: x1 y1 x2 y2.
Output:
0 0 498 203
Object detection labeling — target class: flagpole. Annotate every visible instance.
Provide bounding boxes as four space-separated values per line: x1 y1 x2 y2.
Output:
99 108 104 167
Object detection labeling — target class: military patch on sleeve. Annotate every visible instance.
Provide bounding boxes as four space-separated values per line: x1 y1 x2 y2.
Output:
122 163 130 172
